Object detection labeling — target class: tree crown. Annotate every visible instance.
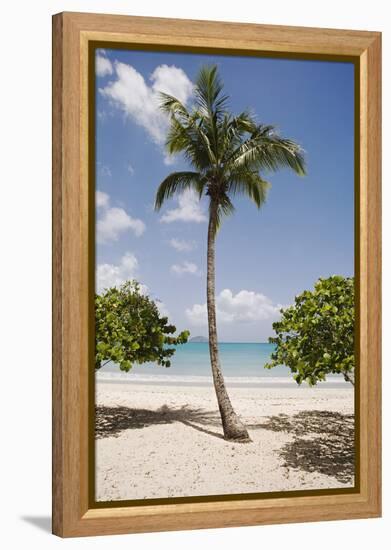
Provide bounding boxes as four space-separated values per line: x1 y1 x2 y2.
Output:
155 65 306 234
265 276 355 385
95 281 189 371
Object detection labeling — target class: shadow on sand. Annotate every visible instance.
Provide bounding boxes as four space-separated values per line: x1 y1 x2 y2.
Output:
96 406 354 483
249 410 355 483
95 404 224 440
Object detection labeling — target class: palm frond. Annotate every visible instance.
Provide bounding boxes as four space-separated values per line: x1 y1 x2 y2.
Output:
231 111 258 134
158 92 216 168
165 115 216 169
194 65 228 116
154 171 205 211
219 194 235 217
158 92 191 120
220 111 257 163
227 170 270 208
193 65 230 163
209 193 235 237
229 125 306 176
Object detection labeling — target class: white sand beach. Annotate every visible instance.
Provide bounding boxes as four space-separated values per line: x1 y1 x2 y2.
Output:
95 380 355 501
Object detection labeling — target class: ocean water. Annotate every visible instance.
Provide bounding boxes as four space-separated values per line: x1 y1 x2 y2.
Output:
97 342 346 387
100 342 279 376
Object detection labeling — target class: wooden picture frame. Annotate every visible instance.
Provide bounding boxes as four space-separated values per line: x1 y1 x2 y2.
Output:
52 11 381 537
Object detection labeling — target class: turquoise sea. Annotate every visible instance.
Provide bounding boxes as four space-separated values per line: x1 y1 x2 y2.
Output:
101 342 279 376
98 342 345 387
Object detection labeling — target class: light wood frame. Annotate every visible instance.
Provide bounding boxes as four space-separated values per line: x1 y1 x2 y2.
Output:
52 11 381 537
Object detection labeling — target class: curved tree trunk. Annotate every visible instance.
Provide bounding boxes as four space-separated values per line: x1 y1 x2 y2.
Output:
206 200 251 442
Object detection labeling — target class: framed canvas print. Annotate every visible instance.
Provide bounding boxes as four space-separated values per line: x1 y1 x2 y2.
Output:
52 12 381 537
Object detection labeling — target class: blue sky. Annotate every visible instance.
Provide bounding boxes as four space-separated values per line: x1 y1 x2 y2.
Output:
95 48 355 342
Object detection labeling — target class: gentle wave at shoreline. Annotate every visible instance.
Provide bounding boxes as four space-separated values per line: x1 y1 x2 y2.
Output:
96 371 349 388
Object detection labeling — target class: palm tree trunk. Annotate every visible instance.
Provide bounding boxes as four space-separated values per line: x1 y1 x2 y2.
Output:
206 200 251 442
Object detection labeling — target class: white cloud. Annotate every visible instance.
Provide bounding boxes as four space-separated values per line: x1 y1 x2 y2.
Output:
127 162 135 175
169 238 196 252
155 300 170 317
99 62 193 154
97 207 145 243
96 54 113 77
96 190 146 243
97 162 112 178
96 190 109 209
170 261 200 276
150 64 193 104
160 189 207 224
96 252 139 293
186 289 282 326
162 153 176 166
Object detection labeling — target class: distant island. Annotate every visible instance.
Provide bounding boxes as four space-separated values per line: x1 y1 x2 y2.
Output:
189 336 209 343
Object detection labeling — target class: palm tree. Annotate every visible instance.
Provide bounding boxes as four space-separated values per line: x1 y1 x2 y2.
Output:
155 66 306 442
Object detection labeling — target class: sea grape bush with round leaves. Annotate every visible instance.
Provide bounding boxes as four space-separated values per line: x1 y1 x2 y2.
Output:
265 276 355 385
95 281 190 371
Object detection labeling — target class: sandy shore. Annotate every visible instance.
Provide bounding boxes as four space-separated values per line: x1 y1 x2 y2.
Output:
95 381 355 502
